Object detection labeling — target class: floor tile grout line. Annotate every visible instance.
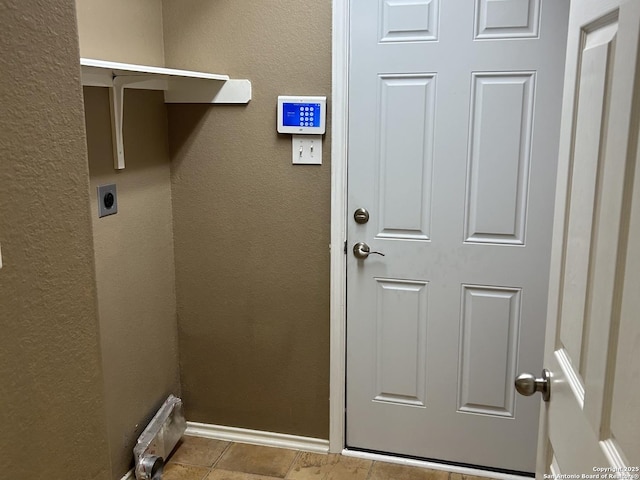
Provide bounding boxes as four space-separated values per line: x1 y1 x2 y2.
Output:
365 460 376 480
199 465 209 480
166 459 213 468
210 440 234 471
283 449 302 479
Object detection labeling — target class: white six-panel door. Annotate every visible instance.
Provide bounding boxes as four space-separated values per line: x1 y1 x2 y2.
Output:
346 0 569 472
539 0 640 475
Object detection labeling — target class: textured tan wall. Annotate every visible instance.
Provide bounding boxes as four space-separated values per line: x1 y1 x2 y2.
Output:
0 1 111 478
76 0 165 66
163 0 332 438
84 87 180 478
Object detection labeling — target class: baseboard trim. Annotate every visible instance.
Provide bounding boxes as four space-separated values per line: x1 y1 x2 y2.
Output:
341 449 533 480
119 468 135 480
185 422 330 454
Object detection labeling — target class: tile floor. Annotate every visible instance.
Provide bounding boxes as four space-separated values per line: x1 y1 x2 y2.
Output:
162 436 499 480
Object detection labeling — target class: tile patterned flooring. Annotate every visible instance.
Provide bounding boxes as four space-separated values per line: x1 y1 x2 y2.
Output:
163 436 498 480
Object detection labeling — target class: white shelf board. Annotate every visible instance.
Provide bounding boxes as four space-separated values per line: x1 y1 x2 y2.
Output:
79 58 251 169
80 58 230 83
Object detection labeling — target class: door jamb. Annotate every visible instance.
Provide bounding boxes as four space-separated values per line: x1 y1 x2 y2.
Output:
329 0 349 454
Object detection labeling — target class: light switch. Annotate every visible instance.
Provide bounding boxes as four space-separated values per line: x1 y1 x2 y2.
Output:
292 135 322 165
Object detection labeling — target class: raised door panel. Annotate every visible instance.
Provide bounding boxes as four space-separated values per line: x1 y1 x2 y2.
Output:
475 0 541 39
380 0 440 42
458 285 521 417
464 72 535 245
377 74 436 241
374 278 429 407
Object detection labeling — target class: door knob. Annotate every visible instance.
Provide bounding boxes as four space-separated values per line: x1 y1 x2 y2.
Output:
353 242 385 259
515 369 551 402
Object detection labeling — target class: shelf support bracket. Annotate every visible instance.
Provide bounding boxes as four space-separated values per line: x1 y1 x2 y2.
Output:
109 76 156 169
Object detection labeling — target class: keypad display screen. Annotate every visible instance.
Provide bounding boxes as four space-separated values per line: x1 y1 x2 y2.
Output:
282 103 321 128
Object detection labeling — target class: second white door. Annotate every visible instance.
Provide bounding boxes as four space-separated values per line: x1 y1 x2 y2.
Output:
538 0 640 475
346 0 569 472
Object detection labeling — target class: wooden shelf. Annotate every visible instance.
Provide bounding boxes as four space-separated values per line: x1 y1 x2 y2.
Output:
80 58 251 169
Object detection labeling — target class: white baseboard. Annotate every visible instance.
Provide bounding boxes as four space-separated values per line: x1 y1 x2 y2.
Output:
185 422 330 454
341 449 533 480
119 468 135 480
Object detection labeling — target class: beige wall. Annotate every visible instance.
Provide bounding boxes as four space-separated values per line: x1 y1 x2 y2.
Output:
76 0 165 66
74 0 333 443
0 1 111 478
84 87 180 478
163 0 332 439
76 1 180 476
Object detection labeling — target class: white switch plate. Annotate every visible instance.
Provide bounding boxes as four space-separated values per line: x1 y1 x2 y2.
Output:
292 135 322 165
0 243 3 269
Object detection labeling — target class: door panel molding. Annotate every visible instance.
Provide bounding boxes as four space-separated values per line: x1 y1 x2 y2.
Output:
373 278 429 407
474 0 542 40
376 73 436 241
458 284 522 418
379 0 440 43
464 71 536 245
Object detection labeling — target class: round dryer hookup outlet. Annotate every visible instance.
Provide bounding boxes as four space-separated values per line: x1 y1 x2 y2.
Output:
97 184 118 218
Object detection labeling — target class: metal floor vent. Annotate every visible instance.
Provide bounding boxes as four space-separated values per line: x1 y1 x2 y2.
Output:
134 395 186 480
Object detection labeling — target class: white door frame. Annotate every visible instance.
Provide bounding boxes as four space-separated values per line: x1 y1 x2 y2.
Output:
329 0 349 454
